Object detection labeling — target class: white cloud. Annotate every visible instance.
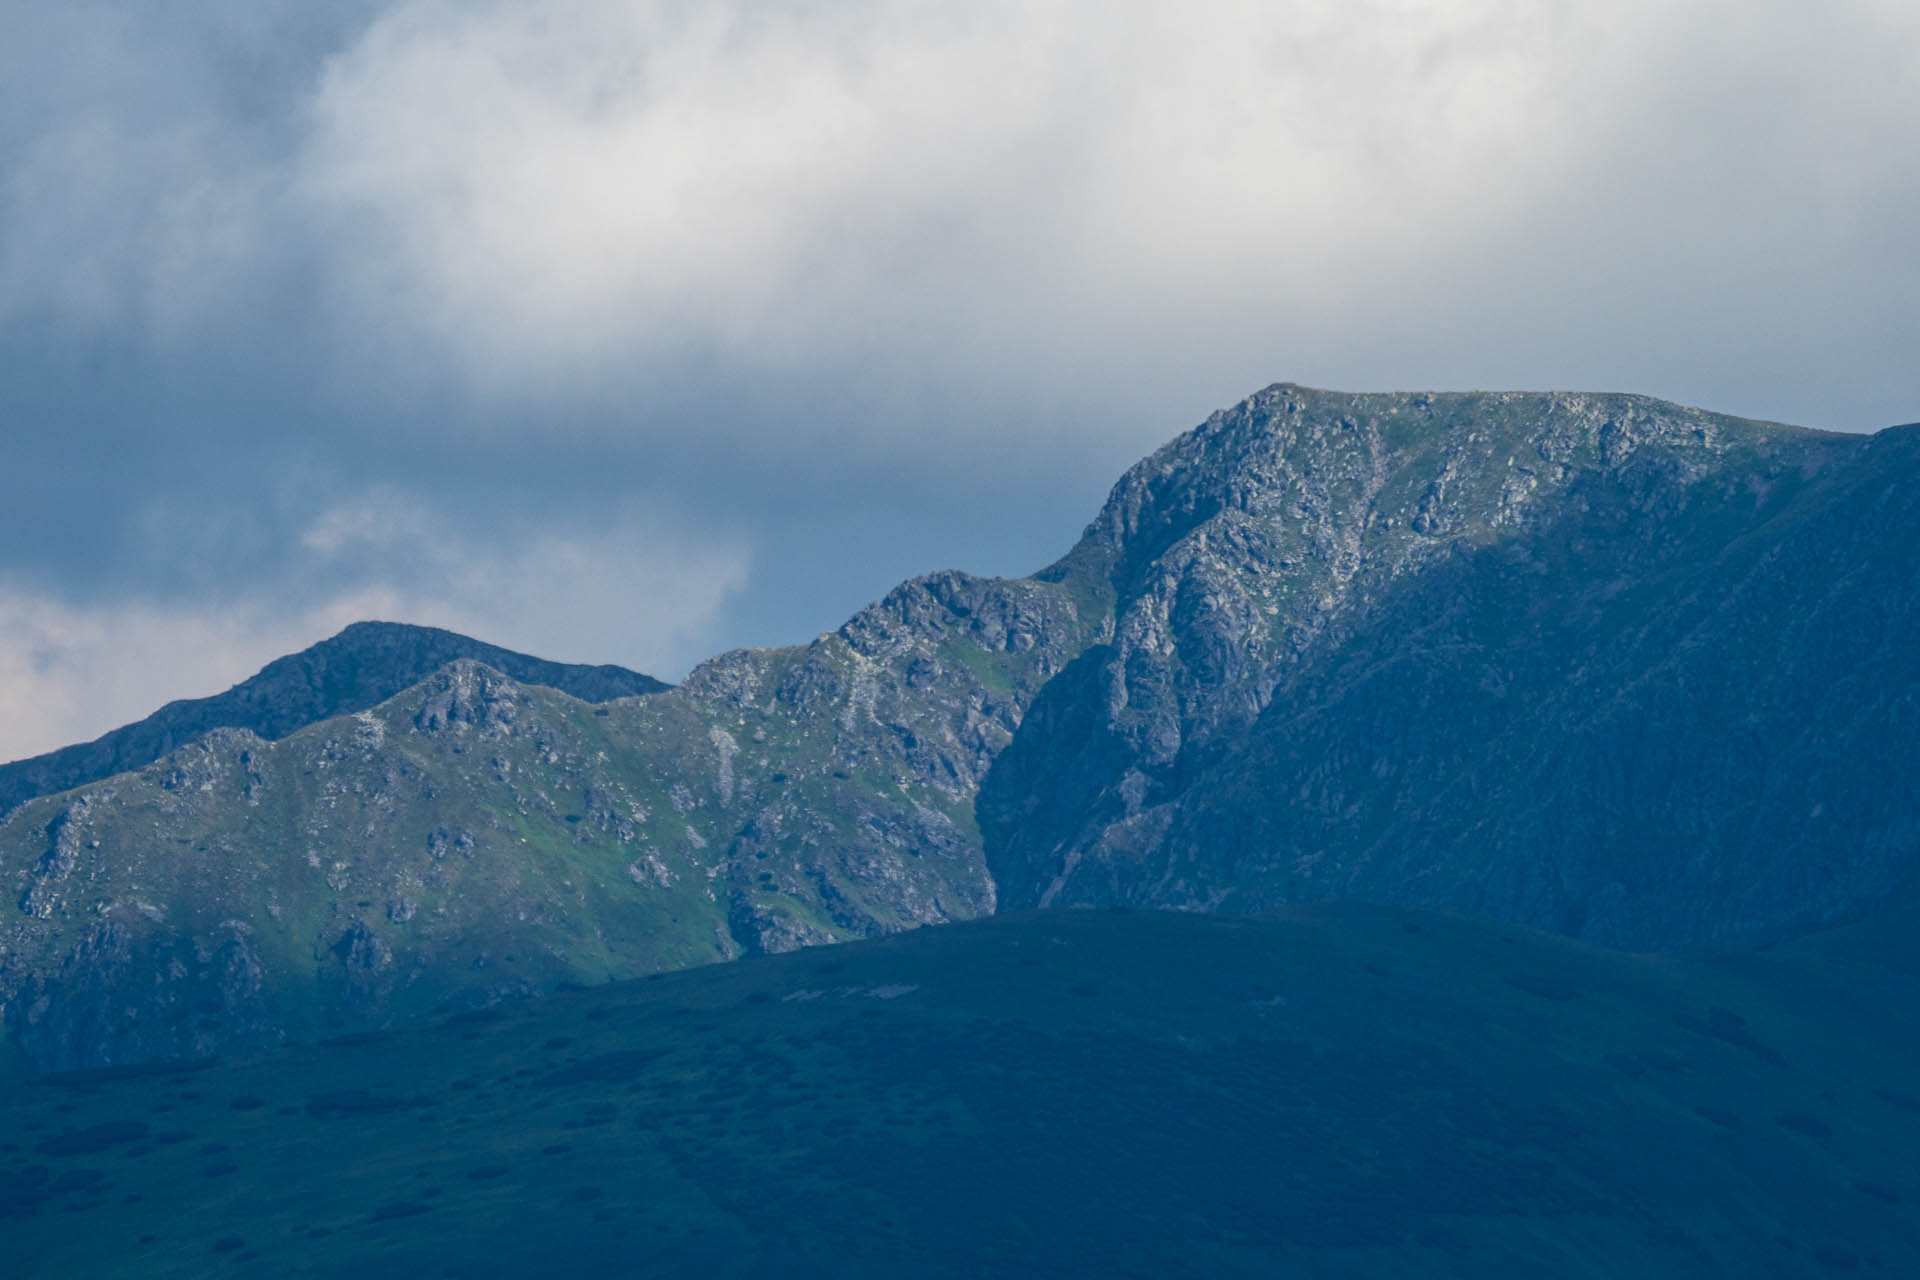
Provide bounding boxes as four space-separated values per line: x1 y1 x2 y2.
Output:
291 485 752 673
289 0 1920 421
0 496 748 762
295 0 1584 391
9 0 1916 433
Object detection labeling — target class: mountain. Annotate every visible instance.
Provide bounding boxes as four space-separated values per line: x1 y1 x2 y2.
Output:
5 384 1919 1073
0 621 668 817
5 904 1916 1278
0 580 1094 1071
982 388 1920 948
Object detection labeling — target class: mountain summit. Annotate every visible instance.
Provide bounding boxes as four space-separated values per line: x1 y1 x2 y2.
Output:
0 621 668 815
4 386 1917 1072
985 386 1918 948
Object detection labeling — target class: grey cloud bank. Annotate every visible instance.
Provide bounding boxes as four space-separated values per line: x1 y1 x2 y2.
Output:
1 0 1916 759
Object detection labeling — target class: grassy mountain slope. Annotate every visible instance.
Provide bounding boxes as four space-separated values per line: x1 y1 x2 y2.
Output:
0 621 668 816
0 575 1096 1071
3 904 1914 1278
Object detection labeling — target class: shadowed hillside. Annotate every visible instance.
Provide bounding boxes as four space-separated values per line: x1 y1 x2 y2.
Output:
987 402 1920 949
3 905 1915 1278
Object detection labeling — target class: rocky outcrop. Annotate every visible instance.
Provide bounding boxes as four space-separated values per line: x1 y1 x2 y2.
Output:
17 798 93 918
663 569 1096 953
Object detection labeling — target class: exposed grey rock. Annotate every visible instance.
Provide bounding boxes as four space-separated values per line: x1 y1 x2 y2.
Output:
328 920 395 1014
983 387 1920 950
17 799 91 918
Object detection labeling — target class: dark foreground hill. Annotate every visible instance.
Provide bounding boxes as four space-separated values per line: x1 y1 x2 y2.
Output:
0 621 667 816
3 906 1915 1278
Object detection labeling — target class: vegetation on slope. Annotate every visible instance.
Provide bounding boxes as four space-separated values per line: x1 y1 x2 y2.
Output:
2 905 1915 1278
1 573 1095 1070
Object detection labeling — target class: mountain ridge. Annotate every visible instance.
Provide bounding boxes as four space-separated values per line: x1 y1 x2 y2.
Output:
0 620 669 817
4 385 1916 1071
986 402 1917 947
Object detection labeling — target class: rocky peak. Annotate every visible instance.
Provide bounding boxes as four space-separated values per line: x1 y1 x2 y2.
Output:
987 388 1910 949
1065 387 1846 746
410 661 528 737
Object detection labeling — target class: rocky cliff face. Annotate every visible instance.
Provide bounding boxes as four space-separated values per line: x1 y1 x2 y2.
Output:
4 383 1916 1072
983 387 1916 949
0 621 669 817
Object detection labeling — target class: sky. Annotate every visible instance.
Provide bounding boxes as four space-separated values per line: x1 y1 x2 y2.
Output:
2 0 1917 762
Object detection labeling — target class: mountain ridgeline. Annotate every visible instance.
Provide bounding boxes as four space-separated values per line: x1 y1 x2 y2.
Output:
983 391 1920 948
3 385 1918 1072
0 621 668 817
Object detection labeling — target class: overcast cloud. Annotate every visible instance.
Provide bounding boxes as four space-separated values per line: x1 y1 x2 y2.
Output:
2 0 1916 759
